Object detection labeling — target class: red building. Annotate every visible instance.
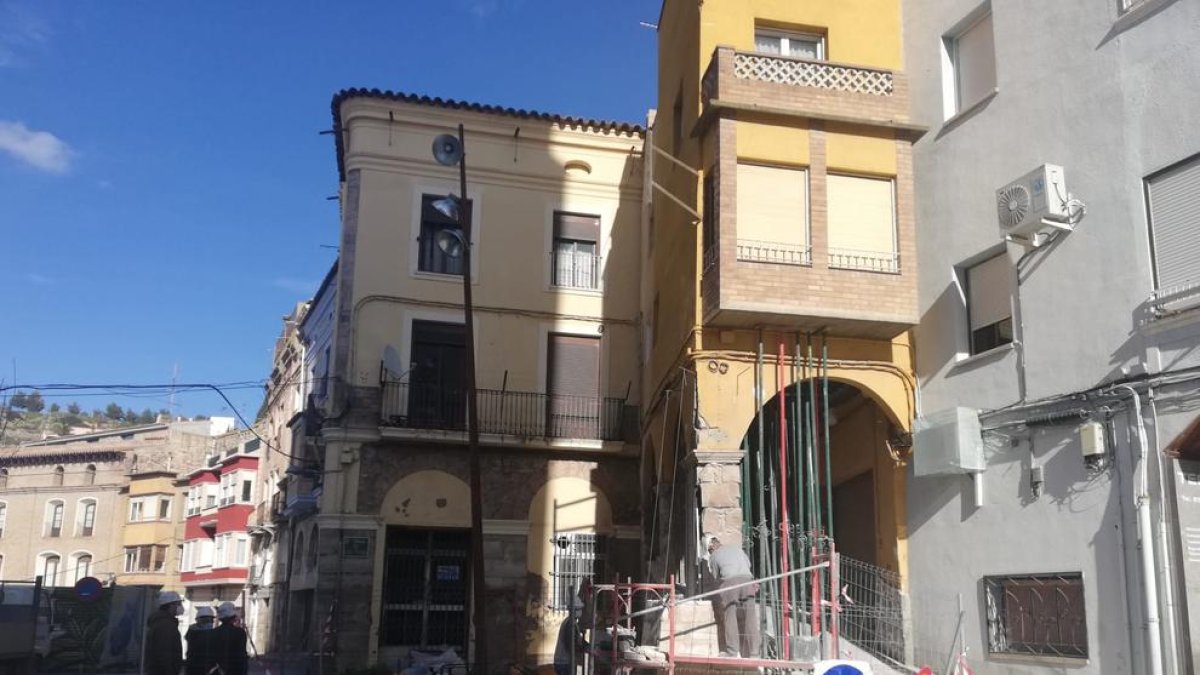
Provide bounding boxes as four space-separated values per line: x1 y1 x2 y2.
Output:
180 434 261 615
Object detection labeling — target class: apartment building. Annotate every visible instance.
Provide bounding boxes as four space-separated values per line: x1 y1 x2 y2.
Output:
309 89 644 670
180 432 261 615
642 0 920 662
0 421 220 587
905 1 1200 673
119 470 183 588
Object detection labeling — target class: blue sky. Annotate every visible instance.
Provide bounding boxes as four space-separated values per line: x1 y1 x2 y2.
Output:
0 1 659 422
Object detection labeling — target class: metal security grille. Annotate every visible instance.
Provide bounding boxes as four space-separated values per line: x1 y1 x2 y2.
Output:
984 572 1087 658
550 533 606 610
380 529 470 649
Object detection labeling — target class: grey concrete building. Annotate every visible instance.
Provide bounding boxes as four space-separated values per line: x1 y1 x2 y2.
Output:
905 0 1200 673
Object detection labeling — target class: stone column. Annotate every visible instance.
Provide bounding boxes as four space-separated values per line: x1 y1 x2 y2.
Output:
691 451 745 549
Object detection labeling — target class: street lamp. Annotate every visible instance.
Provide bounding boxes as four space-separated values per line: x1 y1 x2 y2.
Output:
430 125 488 672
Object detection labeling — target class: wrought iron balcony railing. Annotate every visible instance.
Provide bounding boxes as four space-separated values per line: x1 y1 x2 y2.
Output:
550 250 602 290
381 381 627 442
828 248 901 274
736 239 812 266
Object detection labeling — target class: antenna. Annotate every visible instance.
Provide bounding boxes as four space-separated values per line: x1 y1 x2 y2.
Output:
169 364 179 413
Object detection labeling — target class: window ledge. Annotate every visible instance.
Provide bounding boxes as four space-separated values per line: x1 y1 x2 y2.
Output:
412 270 477 284
940 88 999 134
549 285 604 296
951 342 1015 371
1113 0 1178 33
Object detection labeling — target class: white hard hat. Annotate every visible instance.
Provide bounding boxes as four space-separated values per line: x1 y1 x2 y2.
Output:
157 590 182 607
217 601 238 619
195 606 215 619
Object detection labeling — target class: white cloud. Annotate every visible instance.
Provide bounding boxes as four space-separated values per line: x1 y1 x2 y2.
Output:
0 120 72 173
26 273 53 285
0 2 51 68
271 278 316 294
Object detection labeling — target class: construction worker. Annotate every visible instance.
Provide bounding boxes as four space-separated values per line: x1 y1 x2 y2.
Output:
145 591 184 675
706 535 761 658
211 602 248 675
185 607 217 675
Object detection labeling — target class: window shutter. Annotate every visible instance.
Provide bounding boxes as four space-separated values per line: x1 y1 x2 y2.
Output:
547 335 600 398
554 212 600 242
955 12 996 111
1149 157 1200 291
736 163 808 245
968 254 1012 331
826 175 896 255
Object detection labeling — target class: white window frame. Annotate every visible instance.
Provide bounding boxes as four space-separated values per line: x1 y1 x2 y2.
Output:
956 251 1015 358
72 551 93 582
0 501 7 538
129 498 145 522
409 184 483 283
77 498 97 536
235 536 249 567
215 534 227 568
40 552 62 586
755 28 826 60
158 496 172 520
940 4 996 121
46 500 65 537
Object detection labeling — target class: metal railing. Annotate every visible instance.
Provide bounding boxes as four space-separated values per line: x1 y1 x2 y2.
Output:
827 248 900 274
381 381 627 442
838 555 906 665
551 250 602 290
736 239 812 266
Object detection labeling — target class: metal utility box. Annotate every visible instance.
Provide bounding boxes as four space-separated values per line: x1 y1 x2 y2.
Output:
913 407 985 476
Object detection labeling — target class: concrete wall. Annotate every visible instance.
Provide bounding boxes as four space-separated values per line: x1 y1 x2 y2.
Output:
906 0 1200 672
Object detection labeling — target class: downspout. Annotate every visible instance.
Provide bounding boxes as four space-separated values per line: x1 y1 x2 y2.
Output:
1147 390 1183 674
1114 384 1164 675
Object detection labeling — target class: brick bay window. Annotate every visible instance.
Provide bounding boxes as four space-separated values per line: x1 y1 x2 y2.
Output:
551 211 601 290
418 194 470 275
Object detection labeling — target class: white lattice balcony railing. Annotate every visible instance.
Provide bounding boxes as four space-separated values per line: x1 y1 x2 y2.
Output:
828 248 900 274
736 240 812 266
733 52 895 96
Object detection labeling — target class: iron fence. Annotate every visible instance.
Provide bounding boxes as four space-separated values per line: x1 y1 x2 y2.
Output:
838 555 906 665
381 381 627 442
827 248 901 273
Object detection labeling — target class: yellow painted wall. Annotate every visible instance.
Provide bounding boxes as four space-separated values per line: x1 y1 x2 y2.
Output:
825 125 898 176
380 470 470 528
735 121 810 166
697 0 902 74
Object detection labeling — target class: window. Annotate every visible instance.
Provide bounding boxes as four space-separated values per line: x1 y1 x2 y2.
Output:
418 194 469 275
53 466 64 487
0 469 7 489
943 9 996 119
79 500 96 536
546 334 603 439
1148 154 1200 293
220 475 234 506
130 499 144 522
965 253 1014 355
408 321 467 429
158 497 171 520
380 529 469 649
215 535 226 568
735 163 811 265
984 573 1087 658
0 503 6 538
235 536 248 567
181 541 193 572
307 527 319 572
755 28 825 60
551 212 601 290
42 554 61 586
123 545 167 573
702 169 718 263
46 501 64 537
292 532 304 577
241 479 253 503
85 464 96 486
551 533 607 610
826 174 898 272
74 554 92 581
205 485 217 509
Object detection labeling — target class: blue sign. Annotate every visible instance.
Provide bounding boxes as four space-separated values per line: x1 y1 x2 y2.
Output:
74 576 103 603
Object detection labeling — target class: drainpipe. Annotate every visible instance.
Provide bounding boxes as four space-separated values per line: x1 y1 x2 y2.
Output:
1147 391 1183 674
1114 384 1163 675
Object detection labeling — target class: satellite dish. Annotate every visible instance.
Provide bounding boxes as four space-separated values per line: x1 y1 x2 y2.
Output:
432 134 463 166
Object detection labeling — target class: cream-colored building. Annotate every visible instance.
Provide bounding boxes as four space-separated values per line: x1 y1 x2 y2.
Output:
0 421 228 589
312 89 644 671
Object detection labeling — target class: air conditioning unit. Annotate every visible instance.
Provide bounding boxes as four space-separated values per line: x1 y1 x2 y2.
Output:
995 164 1070 239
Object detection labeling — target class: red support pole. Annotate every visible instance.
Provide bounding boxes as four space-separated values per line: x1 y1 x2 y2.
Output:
776 340 791 659
830 544 840 658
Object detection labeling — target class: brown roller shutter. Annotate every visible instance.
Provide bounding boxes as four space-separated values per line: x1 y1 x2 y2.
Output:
547 334 600 438
553 212 600 242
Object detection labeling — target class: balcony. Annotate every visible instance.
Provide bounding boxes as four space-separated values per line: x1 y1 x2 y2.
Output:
736 240 811 266
700 47 914 131
380 381 629 443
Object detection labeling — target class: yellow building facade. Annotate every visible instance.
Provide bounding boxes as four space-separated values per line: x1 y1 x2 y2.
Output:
644 0 921 615
118 472 183 589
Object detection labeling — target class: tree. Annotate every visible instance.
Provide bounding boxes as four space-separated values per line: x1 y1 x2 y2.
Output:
194 415 210 421
137 408 155 424
49 403 60 414
67 403 81 415
158 408 171 421
124 407 138 423
25 392 44 413
9 392 28 409
105 403 123 420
